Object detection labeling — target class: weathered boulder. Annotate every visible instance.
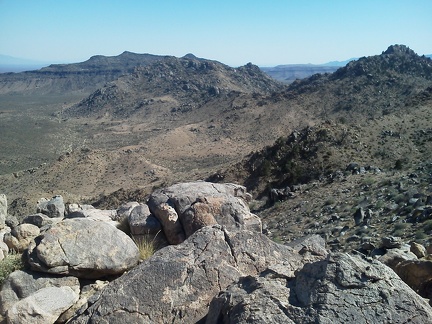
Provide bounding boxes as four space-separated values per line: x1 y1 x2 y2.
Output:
22 213 61 229
0 194 6 229
381 236 403 249
391 259 432 300
27 219 140 278
148 182 261 244
6 286 79 324
68 226 326 323
37 195 65 218
128 204 167 246
206 253 432 323
3 224 40 252
65 208 119 228
411 241 427 259
0 269 80 316
115 201 140 222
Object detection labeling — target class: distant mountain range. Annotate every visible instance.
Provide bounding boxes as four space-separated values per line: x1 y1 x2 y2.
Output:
1 52 431 83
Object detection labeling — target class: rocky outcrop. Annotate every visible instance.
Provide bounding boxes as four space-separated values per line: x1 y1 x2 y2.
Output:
68 226 326 323
27 219 139 278
148 182 261 244
206 253 432 323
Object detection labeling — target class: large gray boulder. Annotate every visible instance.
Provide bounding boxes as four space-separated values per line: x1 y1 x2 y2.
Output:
0 194 6 229
0 269 80 316
27 219 140 278
148 182 261 244
6 286 79 324
206 253 432 323
68 226 326 323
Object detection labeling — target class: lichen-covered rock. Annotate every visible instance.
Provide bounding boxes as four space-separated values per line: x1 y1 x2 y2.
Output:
206 253 432 323
27 219 139 278
68 227 325 323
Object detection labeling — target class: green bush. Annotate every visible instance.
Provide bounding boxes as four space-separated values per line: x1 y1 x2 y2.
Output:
0 253 24 286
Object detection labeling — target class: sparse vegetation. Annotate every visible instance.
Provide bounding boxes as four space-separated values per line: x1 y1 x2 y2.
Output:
133 234 160 260
0 252 24 286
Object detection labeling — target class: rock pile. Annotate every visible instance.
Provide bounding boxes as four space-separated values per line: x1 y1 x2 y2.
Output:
0 181 432 323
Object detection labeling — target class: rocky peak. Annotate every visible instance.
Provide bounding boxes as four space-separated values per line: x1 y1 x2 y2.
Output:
332 43 432 80
383 44 417 56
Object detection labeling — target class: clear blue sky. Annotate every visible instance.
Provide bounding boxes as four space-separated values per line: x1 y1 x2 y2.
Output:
1 0 431 66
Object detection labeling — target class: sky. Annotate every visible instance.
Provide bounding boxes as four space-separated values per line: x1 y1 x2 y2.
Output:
1 0 431 67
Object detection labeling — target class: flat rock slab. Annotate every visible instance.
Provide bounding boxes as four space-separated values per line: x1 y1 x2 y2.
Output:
27 218 139 279
69 226 325 323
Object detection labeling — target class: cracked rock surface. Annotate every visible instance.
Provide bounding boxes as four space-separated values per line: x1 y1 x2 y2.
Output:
69 225 324 323
206 253 432 323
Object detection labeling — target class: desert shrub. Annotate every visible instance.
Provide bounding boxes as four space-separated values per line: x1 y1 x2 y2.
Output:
393 229 405 237
361 176 375 186
0 252 24 286
393 223 409 235
415 230 428 241
133 235 159 260
394 159 404 170
422 219 432 233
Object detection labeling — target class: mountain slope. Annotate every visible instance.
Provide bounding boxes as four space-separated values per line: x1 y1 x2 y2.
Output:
65 56 285 118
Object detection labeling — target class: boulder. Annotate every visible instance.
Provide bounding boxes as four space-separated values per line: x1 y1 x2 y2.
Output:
27 219 140 278
128 204 167 246
148 182 261 244
392 260 432 300
411 242 427 259
6 286 79 324
22 213 61 229
68 226 326 323
36 195 65 218
65 208 119 228
206 253 432 323
381 236 403 249
0 194 6 229
115 201 140 222
0 269 80 316
4 224 40 252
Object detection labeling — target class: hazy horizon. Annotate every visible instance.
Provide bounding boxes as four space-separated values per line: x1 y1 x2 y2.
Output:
1 0 432 67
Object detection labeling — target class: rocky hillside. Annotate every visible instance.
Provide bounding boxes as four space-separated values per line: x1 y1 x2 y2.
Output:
65 56 285 118
283 45 432 121
0 51 165 94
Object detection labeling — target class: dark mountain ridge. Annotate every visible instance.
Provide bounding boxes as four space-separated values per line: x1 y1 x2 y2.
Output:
0 52 167 94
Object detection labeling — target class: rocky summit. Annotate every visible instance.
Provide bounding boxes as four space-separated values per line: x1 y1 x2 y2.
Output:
0 44 432 323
